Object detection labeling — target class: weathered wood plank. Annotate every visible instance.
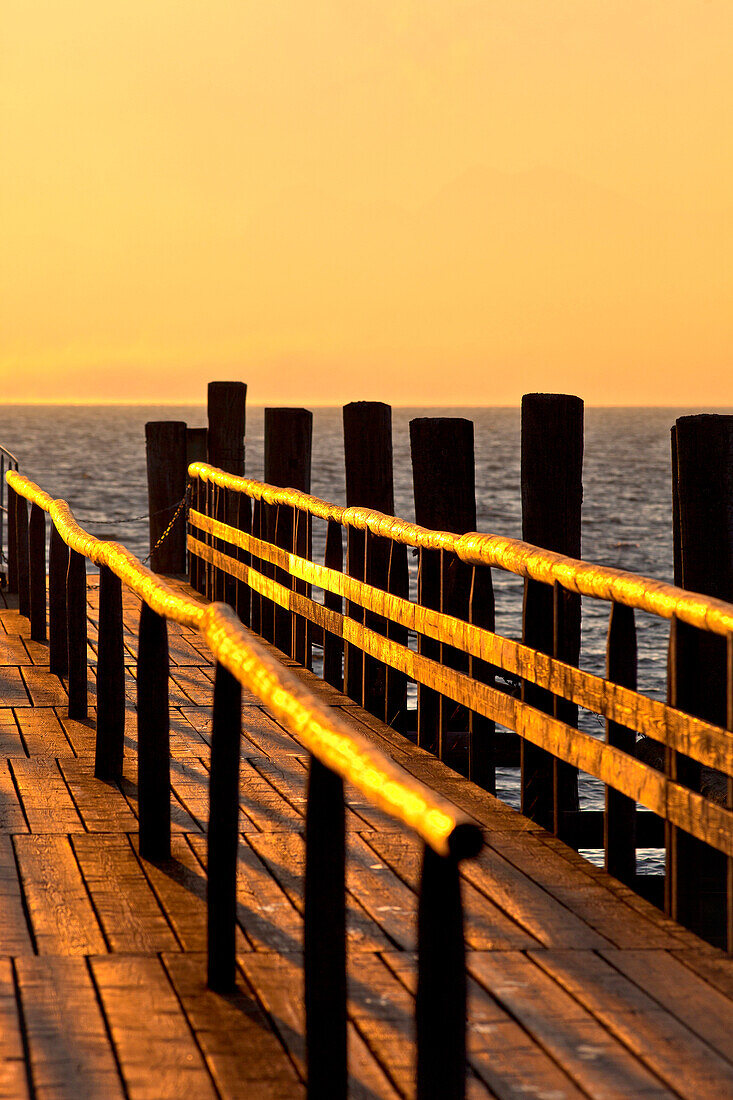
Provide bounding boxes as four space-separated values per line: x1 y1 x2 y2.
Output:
10 758 85 834
0 957 29 1099
59 759 138 833
72 833 179 953
14 835 107 955
15 708 74 756
91 955 218 1099
0 835 34 953
20 666 67 708
0 666 31 706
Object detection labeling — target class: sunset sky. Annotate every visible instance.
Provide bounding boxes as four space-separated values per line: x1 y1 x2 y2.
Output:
2 2 732 405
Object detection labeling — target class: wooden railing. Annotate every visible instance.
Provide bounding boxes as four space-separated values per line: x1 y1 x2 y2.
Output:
6 469 482 1100
188 460 733 953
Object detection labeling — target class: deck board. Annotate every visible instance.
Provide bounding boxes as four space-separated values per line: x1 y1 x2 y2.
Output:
0 575 729 1097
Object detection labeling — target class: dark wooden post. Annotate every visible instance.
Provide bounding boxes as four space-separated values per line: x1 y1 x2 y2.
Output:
6 483 18 594
67 549 88 720
187 427 208 594
520 394 583 836
137 602 171 861
48 526 69 677
323 520 344 691
304 757 347 1099
234 490 252 628
207 662 241 992
145 421 188 573
264 408 313 657
208 383 247 608
15 494 30 619
605 603 637 886
28 503 47 643
667 414 733 947
343 402 398 717
469 563 496 793
410 418 476 765
95 565 125 781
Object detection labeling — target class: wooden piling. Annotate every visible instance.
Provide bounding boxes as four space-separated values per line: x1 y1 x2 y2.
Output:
520 393 583 835
343 402 397 716
187 428 208 594
668 413 733 947
410 417 476 764
264 408 313 658
145 421 188 573
208 383 247 608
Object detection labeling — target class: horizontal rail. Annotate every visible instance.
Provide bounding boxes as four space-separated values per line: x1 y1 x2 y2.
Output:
190 462 733 637
6 469 480 859
190 509 733 778
190 534 733 858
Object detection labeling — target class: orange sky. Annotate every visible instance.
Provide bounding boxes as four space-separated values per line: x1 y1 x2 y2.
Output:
2 2 732 405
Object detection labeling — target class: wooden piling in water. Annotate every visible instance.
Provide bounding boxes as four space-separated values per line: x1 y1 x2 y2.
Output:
410 417 476 765
264 408 313 659
207 383 246 606
520 393 583 836
668 413 733 948
145 421 188 573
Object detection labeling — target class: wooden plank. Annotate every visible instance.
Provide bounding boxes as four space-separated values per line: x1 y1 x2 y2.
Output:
15 708 73 756
16 957 123 1099
468 950 670 1100
163 952 304 1098
0 835 34 953
241 951 400 1098
0 710 27 757
170 666 215 707
0 957 29 1099
0 609 31 637
247 831 392 953
189 833 301 953
72 833 179 953
91 955 218 1099
672 950 733 999
10 758 85 834
0 635 32 665
0 759 27 832
58 759 138 832
120 757 201 835
364 831 540 951
20 667 67 708
14 835 107 955
0 667 30 706
532 948 733 1097
385 950 588 1100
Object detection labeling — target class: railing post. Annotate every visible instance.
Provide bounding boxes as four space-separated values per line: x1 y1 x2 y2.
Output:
469 563 496 793
304 756 347 1099
48 526 69 677
15 493 30 619
264 407 313 657
137 602 171 861
667 413 733 947
323 520 344 691
67 549 88 719
28 503 47 643
235 489 252 628
207 662 242 992
520 393 583 837
410 418 476 766
605 602 637 886
208 382 247 605
6 482 18 594
145 421 188 573
95 565 125 781
342 402 396 715
187 427 208 593
416 840 475 1100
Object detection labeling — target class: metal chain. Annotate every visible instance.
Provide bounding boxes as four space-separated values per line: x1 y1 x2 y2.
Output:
142 487 190 565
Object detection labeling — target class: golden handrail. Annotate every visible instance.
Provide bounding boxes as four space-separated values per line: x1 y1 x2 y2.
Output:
6 469 479 858
190 461 733 637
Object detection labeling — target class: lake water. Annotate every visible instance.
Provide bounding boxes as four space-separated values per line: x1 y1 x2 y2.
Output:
1 404 724 872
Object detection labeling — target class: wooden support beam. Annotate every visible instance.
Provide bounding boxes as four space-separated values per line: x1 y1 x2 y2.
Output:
145 421 188 573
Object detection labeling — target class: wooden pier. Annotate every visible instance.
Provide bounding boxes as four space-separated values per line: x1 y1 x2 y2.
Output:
0 574 732 1098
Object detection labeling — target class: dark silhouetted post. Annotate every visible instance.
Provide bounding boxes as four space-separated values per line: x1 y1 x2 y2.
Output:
7 483 18 594
410 418 475 766
137 602 171 861
28 503 47 643
187 427 208 594
207 662 242 992
15 494 30 618
264 408 313 658
343 402 400 718
67 549 88 720
145 421 188 573
304 757 347 1099
48 526 69 677
668 414 733 948
95 565 125 781
208 383 247 605
323 520 344 691
605 602 637 886
520 394 583 836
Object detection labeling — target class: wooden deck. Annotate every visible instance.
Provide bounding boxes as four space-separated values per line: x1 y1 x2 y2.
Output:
0 576 731 1099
